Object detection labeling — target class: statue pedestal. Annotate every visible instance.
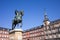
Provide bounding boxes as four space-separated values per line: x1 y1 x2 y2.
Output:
9 29 23 40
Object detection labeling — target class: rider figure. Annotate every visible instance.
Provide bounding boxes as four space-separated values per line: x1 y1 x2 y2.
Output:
14 10 22 22
12 10 24 30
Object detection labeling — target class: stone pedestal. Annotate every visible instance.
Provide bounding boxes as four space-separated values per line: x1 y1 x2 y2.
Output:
9 29 23 40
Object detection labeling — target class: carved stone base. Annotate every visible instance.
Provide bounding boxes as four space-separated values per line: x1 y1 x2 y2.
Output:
9 29 23 40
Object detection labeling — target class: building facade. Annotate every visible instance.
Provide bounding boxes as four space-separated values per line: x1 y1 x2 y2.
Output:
22 25 44 40
22 13 60 40
0 27 9 40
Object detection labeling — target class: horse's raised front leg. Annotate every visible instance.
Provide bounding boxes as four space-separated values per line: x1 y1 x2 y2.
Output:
20 22 22 28
12 24 16 30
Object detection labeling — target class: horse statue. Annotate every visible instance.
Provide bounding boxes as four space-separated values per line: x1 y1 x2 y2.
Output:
12 10 24 30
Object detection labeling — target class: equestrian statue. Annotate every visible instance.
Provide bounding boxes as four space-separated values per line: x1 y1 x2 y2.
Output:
12 10 24 30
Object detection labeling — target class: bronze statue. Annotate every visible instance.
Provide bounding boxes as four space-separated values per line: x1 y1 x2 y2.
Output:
12 10 24 30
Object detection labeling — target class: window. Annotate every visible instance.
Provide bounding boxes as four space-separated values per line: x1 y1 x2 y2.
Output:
2 39 3 40
46 31 49 34
58 34 60 38
0 34 1 37
52 30 56 33
41 32 44 35
54 24 59 28
40 37 41 39
2 35 4 37
27 39 29 40
49 35 52 38
55 29 58 32
53 35 56 38
59 28 60 31
0 31 2 33
10 37 14 40
30 31 32 33
23 36 26 38
45 36 48 39
44 31 47 34
2 31 4 34
44 27 46 30
47 30 51 34
5 32 8 34
39 29 41 32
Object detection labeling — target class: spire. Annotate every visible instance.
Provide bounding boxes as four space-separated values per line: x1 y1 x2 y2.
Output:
43 9 49 22
43 9 50 26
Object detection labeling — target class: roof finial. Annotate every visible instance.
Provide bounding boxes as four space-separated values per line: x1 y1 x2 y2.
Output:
43 9 50 26
44 8 47 16
44 9 49 22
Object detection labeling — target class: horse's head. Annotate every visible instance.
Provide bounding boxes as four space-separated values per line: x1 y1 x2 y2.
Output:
15 10 19 15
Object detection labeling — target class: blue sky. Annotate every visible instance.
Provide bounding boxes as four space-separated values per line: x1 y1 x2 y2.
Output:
0 0 60 30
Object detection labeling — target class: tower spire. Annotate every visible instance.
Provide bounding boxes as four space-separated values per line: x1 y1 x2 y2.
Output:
43 9 50 26
44 9 49 22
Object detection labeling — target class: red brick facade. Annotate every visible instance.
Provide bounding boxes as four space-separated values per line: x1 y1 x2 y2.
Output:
22 19 60 40
0 27 9 40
